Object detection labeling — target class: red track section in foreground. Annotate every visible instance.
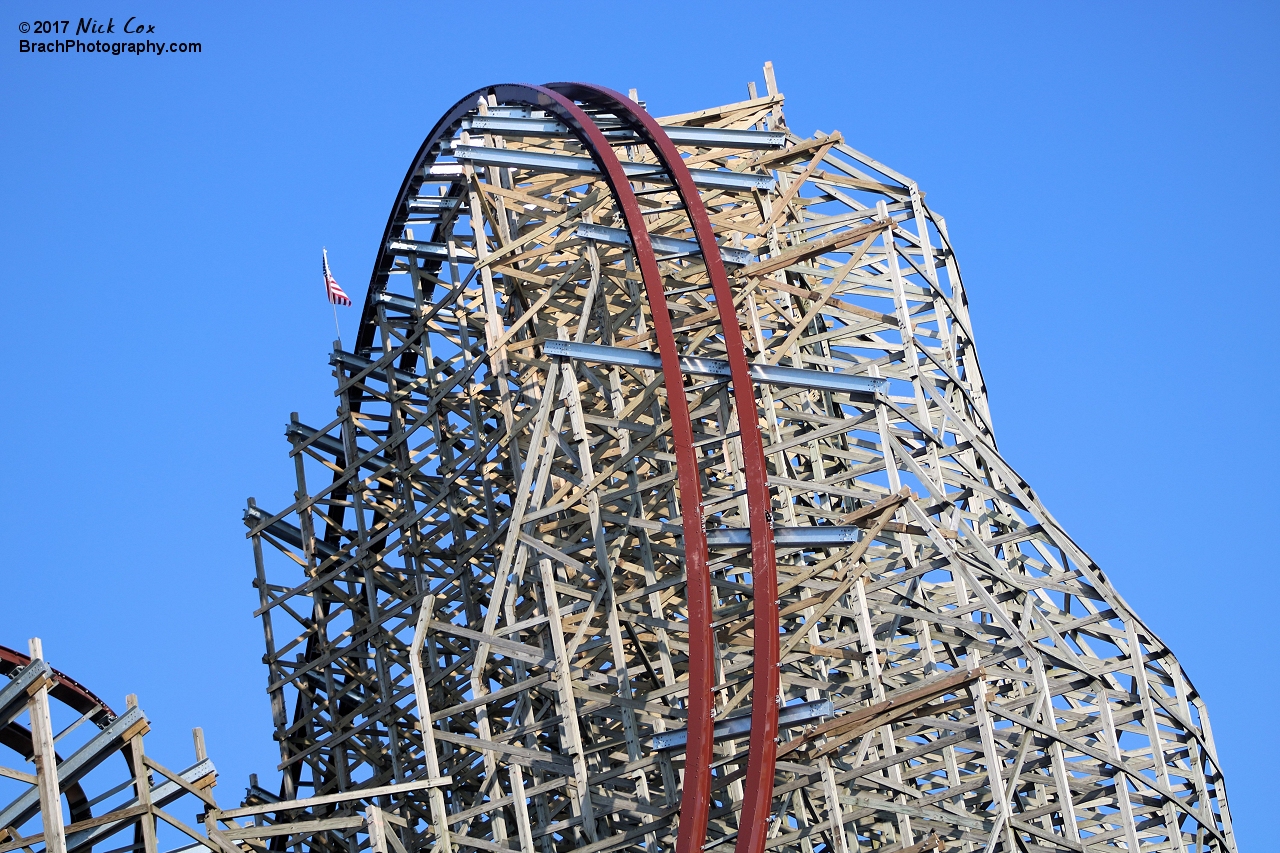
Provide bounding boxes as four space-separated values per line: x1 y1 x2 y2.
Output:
0 644 116 824
361 84 718 845
0 643 115 718
550 83 781 853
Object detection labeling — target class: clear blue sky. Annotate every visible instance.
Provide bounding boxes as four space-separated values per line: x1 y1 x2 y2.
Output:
2 1 1275 843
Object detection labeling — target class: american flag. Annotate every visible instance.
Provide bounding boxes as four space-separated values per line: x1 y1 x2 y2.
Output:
323 248 351 306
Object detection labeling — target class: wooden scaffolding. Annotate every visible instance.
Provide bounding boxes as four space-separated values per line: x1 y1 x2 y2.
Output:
231 63 1236 853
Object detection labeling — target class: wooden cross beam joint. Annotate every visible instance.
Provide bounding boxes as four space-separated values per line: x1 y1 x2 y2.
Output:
776 667 985 760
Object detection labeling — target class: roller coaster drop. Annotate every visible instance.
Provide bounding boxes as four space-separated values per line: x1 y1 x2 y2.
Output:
3 65 1236 853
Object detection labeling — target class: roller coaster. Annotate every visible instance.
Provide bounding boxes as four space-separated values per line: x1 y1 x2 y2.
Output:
2 65 1236 853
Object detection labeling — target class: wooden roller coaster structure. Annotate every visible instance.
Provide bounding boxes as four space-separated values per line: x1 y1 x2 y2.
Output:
0 63 1235 853
241 65 1236 853
241 65 1237 852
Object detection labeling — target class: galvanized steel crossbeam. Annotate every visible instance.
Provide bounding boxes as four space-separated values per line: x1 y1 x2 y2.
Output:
451 143 776 191
650 700 833 751
574 223 753 266
544 339 888 395
462 114 787 149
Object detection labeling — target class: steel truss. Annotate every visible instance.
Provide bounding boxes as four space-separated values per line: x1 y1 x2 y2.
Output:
244 65 1236 853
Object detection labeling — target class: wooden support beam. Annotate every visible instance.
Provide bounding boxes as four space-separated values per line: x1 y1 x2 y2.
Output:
24 640 64 853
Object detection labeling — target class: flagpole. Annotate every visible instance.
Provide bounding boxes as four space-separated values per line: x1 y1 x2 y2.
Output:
324 246 343 348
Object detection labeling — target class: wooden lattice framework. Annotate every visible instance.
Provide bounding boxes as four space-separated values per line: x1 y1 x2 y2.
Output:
243 65 1237 853
0 640 433 853
0 640 230 853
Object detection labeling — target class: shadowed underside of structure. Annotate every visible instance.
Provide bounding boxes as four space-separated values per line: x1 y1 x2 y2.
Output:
241 65 1236 853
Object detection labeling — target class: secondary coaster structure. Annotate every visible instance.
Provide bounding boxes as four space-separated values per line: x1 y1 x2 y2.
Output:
0 641 221 853
244 64 1236 853
0 640 421 853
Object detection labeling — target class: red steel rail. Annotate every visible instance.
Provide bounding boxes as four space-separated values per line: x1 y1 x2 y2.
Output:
0 644 118 824
0 644 116 719
359 84 718 846
548 83 781 853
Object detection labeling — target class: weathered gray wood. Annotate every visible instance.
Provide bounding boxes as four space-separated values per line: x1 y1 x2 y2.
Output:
237 62 1235 853
25 640 65 853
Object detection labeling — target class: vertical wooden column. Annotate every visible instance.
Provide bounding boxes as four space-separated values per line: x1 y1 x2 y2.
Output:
123 693 158 853
26 638 66 853
409 601 453 853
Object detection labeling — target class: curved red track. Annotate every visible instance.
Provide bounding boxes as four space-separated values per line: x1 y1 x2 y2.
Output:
362 84 718 845
359 83 781 852
548 83 781 853
0 644 116 718
0 645 117 824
